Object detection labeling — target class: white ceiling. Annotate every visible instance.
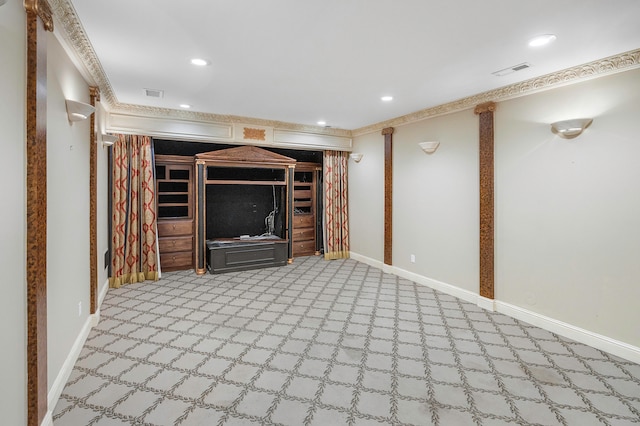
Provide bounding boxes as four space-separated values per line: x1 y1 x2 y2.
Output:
69 0 640 131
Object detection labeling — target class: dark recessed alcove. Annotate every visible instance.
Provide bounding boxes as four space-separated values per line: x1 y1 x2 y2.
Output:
205 184 285 240
154 139 323 164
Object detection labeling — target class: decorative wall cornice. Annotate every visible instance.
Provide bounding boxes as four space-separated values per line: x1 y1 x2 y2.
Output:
110 103 353 138
353 49 640 136
49 0 116 104
49 0 639 140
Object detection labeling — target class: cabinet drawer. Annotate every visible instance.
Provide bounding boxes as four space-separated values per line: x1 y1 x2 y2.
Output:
159 236 193 253
293 214 314 228
160 251 193 269
292 240 315 256
158 220 193 237
292 227 314 241
294 189 312 199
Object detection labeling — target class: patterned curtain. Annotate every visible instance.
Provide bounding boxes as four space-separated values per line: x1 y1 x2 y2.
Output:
110 134 159 288
323 150 350 260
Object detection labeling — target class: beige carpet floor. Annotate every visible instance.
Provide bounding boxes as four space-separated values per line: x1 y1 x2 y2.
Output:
53 256 640 425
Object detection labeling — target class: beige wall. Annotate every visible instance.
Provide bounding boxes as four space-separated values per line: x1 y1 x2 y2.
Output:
495 68 640 346
350 67 640 352
0 1 27 424
348 131 384 260
46 32 93 393
392 111 479 292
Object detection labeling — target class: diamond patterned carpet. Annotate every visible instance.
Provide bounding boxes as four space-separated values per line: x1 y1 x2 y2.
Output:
53 256 640 425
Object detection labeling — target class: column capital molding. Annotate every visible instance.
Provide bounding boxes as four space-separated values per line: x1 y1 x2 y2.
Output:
24 0 54 31
89 86 100 103
381 127 394 136
474 101 496 115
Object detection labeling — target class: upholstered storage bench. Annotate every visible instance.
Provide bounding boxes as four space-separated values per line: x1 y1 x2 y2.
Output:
206 239 288 274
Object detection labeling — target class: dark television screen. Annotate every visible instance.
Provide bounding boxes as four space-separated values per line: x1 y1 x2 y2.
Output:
206 184 285 240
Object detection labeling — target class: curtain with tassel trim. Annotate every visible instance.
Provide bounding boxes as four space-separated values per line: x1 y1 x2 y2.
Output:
323 150 350 260
110 134 159 288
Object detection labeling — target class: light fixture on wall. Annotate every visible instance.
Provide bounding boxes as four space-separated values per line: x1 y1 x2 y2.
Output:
101 134 118 147
550 118 593 139
65 99 95 122
418 141 440 154
349 153 363 163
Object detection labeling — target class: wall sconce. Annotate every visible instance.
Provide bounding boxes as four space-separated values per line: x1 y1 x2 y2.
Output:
101 134 118 147
418 141 440 154
550 118 593 139
350 153 363 163
65 99 95 122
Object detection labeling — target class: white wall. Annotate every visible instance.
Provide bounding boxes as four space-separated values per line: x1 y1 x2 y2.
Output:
495 68 640 347
0 1 27 424
350 67 640 354
46 33 92 393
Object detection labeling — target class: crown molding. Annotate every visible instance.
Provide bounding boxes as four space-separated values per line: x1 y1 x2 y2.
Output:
49 0 638 140
353 49 640 136
48 0 351 139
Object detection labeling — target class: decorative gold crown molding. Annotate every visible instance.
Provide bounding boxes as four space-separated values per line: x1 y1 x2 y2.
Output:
353 49 640 136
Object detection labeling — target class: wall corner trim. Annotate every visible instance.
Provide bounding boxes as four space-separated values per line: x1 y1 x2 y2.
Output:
39 412 53 426
477 296 496 312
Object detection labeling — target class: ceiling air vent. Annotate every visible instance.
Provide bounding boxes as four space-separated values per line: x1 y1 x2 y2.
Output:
492 62 532 77
144 88 164 98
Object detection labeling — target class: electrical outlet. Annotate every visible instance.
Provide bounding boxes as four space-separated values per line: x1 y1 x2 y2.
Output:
410 254 416 263
78 301 82 316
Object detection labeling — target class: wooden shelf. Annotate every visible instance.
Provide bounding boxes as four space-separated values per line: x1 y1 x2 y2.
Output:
156 155 195 271
292 164 320 257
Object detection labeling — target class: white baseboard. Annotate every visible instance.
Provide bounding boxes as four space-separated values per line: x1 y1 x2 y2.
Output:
496 301 640 365
48 279 110 414
98 277 109 306
393 266 479 306
47 314 93 410
349 251 640 364
349 252 385 270
40 411 53 426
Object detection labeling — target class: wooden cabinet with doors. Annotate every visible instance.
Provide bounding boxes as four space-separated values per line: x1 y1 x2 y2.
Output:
292 162 321 257
155 155 194 271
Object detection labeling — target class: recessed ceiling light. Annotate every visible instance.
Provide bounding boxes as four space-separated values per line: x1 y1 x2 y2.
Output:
528 34 557 47
317 120 326 126
381 96 393 102
179 104 191 109
190 58 209 66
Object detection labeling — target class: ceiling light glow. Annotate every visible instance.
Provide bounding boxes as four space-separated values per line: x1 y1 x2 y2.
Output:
528 34 557 47
381 96 393 102
179 104 191 109
317 121 326 126
190 58 209 66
